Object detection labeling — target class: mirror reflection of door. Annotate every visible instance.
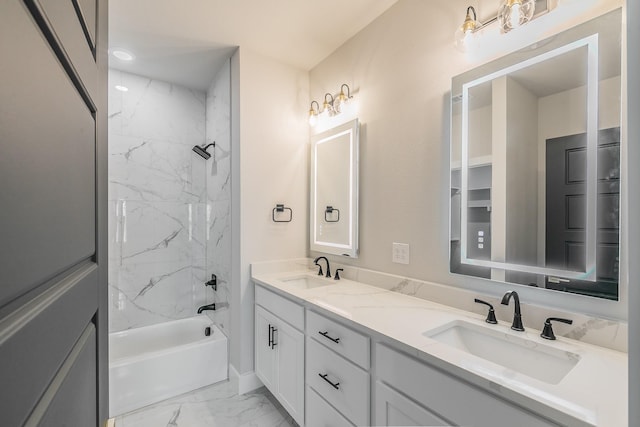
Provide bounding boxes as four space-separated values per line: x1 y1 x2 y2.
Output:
545 128 620 299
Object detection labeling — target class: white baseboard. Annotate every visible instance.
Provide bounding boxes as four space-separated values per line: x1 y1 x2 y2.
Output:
229 364 263 394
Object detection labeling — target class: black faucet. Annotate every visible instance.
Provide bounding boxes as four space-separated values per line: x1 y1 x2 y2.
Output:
540 317 573 340
313 256 331 278
197 303 216 314
501 291 524 331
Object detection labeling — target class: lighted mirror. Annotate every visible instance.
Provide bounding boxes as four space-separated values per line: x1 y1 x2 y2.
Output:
310 118 359 257
450 9 621 299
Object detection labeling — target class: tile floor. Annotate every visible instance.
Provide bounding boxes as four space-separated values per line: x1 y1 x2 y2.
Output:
115 380 297 427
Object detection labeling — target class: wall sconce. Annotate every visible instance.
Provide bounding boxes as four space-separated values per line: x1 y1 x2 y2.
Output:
308 100 320 126
321 93 335 118
335 84 353 113
454 6 480 52
309 84 357 128
455 0 555 52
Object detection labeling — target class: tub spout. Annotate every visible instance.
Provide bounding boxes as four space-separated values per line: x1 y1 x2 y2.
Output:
197 303 216 314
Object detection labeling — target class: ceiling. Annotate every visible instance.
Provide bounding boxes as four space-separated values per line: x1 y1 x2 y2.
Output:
109 0 398 91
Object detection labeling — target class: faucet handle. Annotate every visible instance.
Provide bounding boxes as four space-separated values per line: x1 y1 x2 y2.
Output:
334 268 344 280
540 317 573 340
315 264 324 276
474 298 498 324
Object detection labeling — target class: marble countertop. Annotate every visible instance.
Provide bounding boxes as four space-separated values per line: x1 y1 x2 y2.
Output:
251 267 628 427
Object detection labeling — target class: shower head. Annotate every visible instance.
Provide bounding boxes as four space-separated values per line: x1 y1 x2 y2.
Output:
192 142 215 160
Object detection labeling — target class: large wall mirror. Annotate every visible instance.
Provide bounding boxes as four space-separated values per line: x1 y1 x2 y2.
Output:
450 9 621 299
310 119 359 257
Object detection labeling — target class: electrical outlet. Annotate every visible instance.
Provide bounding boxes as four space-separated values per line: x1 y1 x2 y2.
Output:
392 242 410 264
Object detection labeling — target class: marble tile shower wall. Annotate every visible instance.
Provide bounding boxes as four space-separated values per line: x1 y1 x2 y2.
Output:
108 69 210 332
204 60 232 335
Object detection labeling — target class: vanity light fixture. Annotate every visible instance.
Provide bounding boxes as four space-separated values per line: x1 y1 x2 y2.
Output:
308 100 320 126
454 6 480 52
308 84 357 128
455 1 555 51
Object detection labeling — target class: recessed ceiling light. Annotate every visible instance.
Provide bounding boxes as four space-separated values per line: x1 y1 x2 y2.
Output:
115 85 129 92
111 49 135 61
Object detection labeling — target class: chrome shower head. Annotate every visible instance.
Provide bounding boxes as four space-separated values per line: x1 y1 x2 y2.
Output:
192 142 215 160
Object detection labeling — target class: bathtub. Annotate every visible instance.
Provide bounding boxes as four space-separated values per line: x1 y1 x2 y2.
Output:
109 316 228 416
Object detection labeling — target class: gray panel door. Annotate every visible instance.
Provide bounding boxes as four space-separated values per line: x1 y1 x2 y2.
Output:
0 0 108 425
545 128 620 299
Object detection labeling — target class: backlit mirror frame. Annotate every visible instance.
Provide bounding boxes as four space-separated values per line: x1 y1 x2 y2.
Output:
310 118 359 257
450 9 622 299
459 36 599 280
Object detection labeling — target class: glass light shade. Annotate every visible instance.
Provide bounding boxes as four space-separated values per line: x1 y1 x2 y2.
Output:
498 0 535 32
454 25 478 52
309 112 318 126
454 9 479 53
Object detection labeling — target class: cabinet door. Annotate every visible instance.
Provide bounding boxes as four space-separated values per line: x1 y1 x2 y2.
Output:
375 382 452 426
276 319 305 426
255 306 277 392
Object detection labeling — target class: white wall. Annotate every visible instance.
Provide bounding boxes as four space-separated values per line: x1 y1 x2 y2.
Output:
231 48 309 378
309 0 626 320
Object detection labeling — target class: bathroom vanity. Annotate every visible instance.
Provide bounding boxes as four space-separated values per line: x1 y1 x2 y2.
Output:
252 261 626 427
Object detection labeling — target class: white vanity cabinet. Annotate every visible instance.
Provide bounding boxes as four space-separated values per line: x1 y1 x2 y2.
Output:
374 344 562 427
305 310 370 426
254 285 305 426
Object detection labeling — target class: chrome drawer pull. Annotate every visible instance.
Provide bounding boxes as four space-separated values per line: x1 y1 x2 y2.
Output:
318 331 340 344
318 373 340 390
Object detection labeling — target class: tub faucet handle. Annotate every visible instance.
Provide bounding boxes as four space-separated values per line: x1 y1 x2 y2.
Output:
205 274 217 291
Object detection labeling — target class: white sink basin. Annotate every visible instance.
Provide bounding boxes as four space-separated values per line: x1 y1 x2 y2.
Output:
424 320 580 384
279 274 334 289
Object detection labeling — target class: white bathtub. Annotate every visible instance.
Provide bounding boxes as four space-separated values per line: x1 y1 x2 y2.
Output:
109 316 228 416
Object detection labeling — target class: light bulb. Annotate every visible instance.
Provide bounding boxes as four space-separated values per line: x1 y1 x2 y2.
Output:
509 3 522 28
309 113 317 127
498 0 535 33
454 7 479 53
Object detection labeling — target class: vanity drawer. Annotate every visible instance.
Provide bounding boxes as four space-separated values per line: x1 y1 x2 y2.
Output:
307 310 370 369
376 344 561 427
255 284 304 331
306 386 354 427
306 338 369 426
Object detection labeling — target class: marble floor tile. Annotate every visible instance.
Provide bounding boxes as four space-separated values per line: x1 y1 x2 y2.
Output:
115 380 297 427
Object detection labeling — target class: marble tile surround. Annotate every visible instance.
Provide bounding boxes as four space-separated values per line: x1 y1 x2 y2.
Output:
252 259 628 352
108 69 231 333
204 60 232 336
115 380 296 427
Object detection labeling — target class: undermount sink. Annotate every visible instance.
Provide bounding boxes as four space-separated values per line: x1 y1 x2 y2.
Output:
279 274 334 289
424 320 581 385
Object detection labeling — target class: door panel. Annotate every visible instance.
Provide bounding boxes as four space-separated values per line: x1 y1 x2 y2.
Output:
0 0 107 425
24 324 97 427
276 321 304 423
0 0 96 307
545 128 620 298
255 306 277 392
0 264 97 427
